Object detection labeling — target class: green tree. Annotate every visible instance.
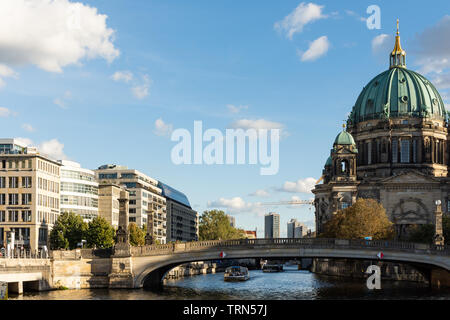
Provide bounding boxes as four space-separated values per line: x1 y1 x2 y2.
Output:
199 210 246 240
85 217 115 248
129 222 146 246
49 212 87 250
321 199 394 240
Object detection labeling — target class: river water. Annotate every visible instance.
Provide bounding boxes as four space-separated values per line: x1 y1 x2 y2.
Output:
9 265 450 300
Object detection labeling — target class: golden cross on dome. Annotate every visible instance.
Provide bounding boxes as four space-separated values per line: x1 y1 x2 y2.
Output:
397 19 399 35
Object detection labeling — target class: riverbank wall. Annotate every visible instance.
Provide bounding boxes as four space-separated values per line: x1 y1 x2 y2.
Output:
311 258 428 283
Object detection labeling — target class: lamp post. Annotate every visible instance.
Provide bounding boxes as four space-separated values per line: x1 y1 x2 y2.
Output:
434 200 445 246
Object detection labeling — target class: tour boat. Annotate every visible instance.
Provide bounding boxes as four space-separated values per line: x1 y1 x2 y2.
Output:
223 266 250 282
262 264 284 273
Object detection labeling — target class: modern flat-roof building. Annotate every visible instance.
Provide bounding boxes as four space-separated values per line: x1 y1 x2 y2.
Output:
287 219 307 238
0 139 61 252
58 160 98 222
264 212 280 239
158 181 198 242
95 165 167 243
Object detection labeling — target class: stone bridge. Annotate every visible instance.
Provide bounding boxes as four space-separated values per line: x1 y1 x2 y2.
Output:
122 238 450 289
1 238 450 293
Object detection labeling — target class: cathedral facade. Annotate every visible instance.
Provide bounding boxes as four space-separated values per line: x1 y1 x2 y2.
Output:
313 23 449 239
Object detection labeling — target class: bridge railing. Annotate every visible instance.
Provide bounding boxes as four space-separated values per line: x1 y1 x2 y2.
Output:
0 248 49 259
130 238 450 257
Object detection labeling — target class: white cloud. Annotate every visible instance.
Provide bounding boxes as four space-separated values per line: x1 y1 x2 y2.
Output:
154 118 173 137
207 197 265 216
112 70 133 83
132 74 152 99
413 16 450 75
53 90 72 109
274 2 327 40
14 137 33 147
22 123 34 132
278 177 316 193
0 0 119 74
227 104 248 114
345 10 366 22
372 34 390 52
229 119 284 130
432 73 450 90
249 189 270 197
298 36 330 62
0 64 18 88
0 107 15 117
38 139 68 160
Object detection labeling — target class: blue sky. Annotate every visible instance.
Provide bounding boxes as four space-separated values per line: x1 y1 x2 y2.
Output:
1 0 449 237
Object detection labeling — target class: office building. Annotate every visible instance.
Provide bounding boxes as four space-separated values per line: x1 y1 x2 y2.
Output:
264 212 280 239
0 139 61 252
287 219 307 238
95 165 167 243
158 181 198 242
59 160 98 222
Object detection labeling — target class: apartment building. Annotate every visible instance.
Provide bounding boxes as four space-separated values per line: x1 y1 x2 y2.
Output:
59 160 98 222
95 165 167 243
158 181 198 242
0 139 61 252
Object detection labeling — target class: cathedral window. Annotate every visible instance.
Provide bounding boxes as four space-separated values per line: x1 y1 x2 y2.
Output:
367 141 372 165
412 140 417 163
400 140 410 163
392 139 398 163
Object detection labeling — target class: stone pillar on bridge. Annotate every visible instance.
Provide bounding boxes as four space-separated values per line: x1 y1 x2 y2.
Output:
434 200 445 246
109 189 134 288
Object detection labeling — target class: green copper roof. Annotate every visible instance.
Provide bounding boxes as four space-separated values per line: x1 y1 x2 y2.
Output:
334 130 355 145
348 67 446 124
325 156 332 166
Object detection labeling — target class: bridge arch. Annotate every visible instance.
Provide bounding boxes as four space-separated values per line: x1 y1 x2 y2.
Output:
130 239 450 289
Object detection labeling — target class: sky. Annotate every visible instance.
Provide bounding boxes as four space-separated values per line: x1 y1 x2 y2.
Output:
1 0 450 237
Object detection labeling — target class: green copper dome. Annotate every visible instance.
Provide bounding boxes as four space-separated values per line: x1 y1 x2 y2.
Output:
325 156 332 166
334 130 356 145
348 67 446 124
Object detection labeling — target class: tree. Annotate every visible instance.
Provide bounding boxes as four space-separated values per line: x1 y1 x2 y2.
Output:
199 210 246 240
85 217 115 248
129 222 146 246
49 212 87 250
407 224 435 244
321 199 394 240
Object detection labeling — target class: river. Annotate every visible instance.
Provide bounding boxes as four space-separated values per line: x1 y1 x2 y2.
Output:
8 265 450 300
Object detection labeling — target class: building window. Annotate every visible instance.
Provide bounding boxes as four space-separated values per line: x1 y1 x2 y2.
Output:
0 194 5 205
0 211 5 222
22 177 32 188
22 194 32 205
367 141 372 165
129 217 136 222
400 140 410 163
9 177 18 188
129 208 136 214
9 193 19 205
0 177 5 188
39 228 48 243
8 210 19 222
22 211 32 222
392 139 398 163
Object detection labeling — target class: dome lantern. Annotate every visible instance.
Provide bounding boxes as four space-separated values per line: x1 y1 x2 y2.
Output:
390 19 406 69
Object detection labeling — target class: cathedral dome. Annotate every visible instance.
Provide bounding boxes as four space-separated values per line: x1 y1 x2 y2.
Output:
334 130 356 145
348 68 446 124
348 21 446 125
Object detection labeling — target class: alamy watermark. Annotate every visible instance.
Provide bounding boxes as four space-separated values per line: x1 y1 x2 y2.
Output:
170 121 280 175
366 265 381 290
